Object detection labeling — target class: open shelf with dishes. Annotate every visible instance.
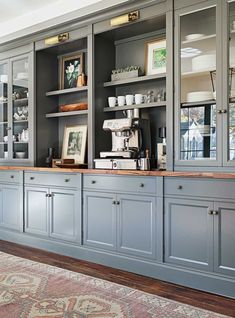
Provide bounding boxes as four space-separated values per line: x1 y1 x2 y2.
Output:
94 11 168 170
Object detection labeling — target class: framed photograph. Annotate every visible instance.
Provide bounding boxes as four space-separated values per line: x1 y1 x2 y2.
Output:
60 52 83 89
62 125 87 163
145 39 166 75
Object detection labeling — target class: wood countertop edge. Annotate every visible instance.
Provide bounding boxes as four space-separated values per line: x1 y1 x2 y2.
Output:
0 166 235 179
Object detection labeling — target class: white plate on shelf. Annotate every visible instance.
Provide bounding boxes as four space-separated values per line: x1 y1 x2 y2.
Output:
185 33 205 41
187 91 213 103
16 72 28 80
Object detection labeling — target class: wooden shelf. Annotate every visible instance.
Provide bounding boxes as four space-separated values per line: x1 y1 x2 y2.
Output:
181 100 216 107
103 73 166 87
103 101 166 112
46 86 88 96
45 110 88 118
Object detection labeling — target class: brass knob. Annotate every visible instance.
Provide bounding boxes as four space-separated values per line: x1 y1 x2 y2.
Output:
91 180 96 184
221 109 227 114
112 200 116 205
30 177 35 180
217 110 222 114
140 183 144 187
116 201 120 205
65 178 70 182
10 175 14 179
213 210 218 215
208 209 213 215
177 185 183 190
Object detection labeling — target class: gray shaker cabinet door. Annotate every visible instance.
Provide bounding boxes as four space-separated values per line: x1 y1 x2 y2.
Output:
117 194 156 259
1 185 20 231
83 191 116 251
214 202 235 276
24 186 49 236
164 198 214 271
49 188 80 243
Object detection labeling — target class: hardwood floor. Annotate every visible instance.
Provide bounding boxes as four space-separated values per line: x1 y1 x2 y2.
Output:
0 240 234 317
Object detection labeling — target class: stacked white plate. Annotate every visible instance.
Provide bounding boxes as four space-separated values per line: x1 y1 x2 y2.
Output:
185 33 205 41
192 54 216 71
187 91 213 103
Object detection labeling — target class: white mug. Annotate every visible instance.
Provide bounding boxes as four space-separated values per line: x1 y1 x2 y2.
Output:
4 151 8 159
3 136 8 142
117 96 125 106
126 95 134 106
108 97 116 107
135 94 143 104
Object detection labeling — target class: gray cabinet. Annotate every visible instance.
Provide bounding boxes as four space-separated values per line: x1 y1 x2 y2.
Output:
174 1 235 171
24 172 81 244
117 194 156 259
164 198 214 271
0 48 34 165
83 191 116 250
24 186 48 236
83 174 161 259
214 202 235 276
0 171 23 231
164 178 235 276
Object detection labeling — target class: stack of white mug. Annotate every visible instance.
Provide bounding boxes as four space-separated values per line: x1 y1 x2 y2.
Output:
108 94 144 107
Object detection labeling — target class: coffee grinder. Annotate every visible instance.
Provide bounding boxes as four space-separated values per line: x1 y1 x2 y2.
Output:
157 127 166 170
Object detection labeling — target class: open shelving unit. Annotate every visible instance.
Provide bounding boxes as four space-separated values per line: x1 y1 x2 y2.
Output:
46 86 88 96
45 110 88 118
103 101 166 112
103 73 166 87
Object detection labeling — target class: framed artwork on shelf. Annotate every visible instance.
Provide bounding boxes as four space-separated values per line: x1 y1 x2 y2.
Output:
145 38 166 75
60 52 84 89
62 125 87 163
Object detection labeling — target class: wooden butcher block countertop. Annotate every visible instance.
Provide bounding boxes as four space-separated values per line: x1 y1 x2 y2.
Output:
1 166 235 179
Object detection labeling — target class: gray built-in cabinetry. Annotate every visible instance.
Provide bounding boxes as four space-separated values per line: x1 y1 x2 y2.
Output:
24 171 81 244
83 174 162 260
0 170 23 231
164 177 235 277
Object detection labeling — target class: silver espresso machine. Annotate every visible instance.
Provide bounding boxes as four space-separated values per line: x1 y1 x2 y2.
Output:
94 114 151 170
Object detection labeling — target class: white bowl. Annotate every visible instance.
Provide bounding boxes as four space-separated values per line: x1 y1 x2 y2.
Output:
15 152 25 159
185 33 205 41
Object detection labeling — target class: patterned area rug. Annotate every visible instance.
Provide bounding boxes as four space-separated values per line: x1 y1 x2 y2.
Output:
0 251 230 318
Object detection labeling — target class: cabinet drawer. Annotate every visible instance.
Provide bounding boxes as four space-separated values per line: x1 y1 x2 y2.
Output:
25 172 81 188
0 171 20 183
83 174 156 194
164 177 235 199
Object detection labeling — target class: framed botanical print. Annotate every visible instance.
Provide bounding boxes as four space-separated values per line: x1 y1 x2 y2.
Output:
60 52 83 89
62 125 87 163
145 39 166 75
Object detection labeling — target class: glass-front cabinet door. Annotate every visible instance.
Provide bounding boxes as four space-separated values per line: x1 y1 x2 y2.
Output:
0 52 33 165
12 57 30 161
224 0 235 166
175 1 222 168
0 61 9 160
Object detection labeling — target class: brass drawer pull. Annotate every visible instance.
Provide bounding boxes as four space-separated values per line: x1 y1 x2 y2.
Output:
208 209 213 215
91 180 96 184
64 178 70 182
140 183 144 188
116 201 120 205
10 175 14 179
177 185 183 190
213 210 219 215
30 177 35 180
